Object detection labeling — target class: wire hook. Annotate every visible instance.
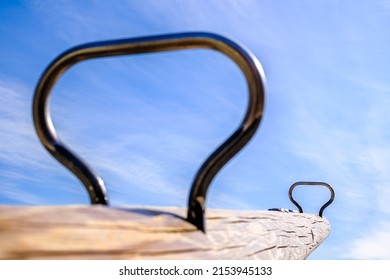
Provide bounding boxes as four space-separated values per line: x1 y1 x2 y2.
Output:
288 181 335 217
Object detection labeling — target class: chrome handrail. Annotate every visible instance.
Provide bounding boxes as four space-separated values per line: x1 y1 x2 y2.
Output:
33 32 266 232
288 181 335 217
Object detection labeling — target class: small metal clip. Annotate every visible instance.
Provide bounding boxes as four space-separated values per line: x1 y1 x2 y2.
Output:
268 208 298 213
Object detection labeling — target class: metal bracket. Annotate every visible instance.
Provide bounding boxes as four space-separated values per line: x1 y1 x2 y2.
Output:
288 181 335 217
32 32 266 232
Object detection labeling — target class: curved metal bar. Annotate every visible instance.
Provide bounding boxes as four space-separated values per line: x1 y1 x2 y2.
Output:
33 32 266 231
288 181 335 217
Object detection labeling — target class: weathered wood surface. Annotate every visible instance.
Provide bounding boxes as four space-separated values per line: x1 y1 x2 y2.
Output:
0 205 330 260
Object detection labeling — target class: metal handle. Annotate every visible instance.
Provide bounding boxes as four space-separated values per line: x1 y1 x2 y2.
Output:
288 181 335 217
33 32 266 232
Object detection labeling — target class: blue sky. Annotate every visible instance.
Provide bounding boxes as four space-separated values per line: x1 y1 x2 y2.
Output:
1 0 390 259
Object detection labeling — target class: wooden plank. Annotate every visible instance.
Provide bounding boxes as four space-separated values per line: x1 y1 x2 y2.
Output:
0 205 329 260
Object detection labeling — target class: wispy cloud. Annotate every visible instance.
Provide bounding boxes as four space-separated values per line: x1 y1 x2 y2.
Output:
0 81 50 169
343 221 390 259
0 80 88 204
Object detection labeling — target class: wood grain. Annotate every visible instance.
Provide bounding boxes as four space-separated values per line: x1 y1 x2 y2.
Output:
0 205 330 259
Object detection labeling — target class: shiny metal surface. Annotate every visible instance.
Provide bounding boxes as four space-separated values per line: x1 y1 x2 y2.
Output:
32 32 266 231
288 181 335 217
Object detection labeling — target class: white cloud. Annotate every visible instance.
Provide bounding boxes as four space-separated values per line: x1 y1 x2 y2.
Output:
343 221 390 259
0 80 87 204
0 81 51 169
1 183 44 205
